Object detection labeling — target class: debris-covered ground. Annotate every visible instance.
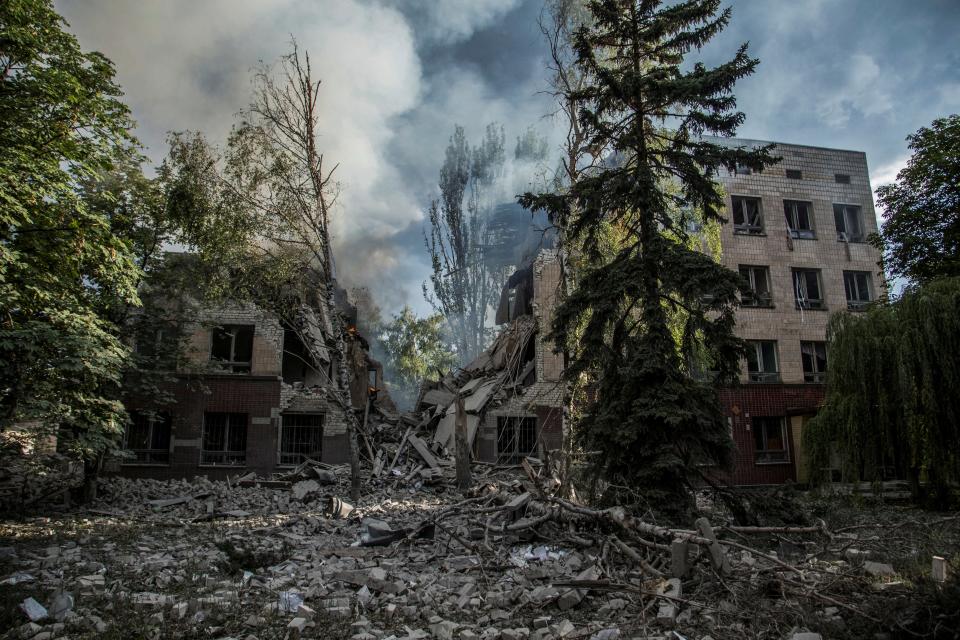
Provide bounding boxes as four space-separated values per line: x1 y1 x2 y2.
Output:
2 462 959 640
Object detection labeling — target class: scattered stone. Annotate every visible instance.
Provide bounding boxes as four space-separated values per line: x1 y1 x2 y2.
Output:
19 597 47 622
863 561 896 577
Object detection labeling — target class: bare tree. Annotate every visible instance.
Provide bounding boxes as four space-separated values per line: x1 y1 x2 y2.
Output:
167 42 364 498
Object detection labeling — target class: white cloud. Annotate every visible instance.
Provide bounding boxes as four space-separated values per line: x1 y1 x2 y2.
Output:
386 0 523 44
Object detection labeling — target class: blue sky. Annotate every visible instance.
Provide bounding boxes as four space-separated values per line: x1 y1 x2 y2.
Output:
58 0 960 315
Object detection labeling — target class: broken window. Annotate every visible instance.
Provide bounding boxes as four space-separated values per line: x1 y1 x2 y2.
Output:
746 340 779 383
785 169 802 180
792 269 825 310
843 271 873 311
835 173 851 184
210 325 254 373
201 412 247 465
783 200 815 239
733 163 752 176
731 196 763 235
801 341 827 383
280 413 324 465
833 204 864 242
496 416 537 464
753 417 788 463
124 411 171 464
739 265 773 308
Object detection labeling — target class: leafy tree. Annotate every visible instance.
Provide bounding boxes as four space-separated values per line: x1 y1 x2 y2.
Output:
804 277 960 506
874 114 960 285
379 307 457 410
0 0 140 462
520 0 774 515
423 124 508 365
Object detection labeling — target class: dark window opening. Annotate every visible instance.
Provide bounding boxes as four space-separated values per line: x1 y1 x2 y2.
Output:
124 411 171 464
496 416 537 464
844 271 873 311
746 340 779 383
784 200 816 239
201 412 247 465
280 413 324 465
753 417 789 463
734 163 752 176
732 196 763 235
793 269 825 310
785 169 802 180
833 204 864 242
801 341 827 383
282 328 314 383
210 325 254 373
835 173 851 184
739 265 773 308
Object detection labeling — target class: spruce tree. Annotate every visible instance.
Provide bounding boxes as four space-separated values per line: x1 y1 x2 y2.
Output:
520 0 774 514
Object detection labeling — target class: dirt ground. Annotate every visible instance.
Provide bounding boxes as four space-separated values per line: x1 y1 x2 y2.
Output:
1 473 959 640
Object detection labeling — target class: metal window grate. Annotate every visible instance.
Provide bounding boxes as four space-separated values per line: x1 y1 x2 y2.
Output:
496 416 537 464
124 412 171 464
201 412 247 465
280 414 324 465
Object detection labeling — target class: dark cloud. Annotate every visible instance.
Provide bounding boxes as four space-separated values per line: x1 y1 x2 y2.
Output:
55 0 960 318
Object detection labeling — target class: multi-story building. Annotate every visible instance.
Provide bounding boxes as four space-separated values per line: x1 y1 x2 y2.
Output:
113 276 389 481
713 138 884 485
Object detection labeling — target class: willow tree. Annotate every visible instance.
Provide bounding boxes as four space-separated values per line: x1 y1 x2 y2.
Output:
520 0 774 514
805 278 960 505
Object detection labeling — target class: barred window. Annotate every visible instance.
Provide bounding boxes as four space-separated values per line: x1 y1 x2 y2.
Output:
201 412 247 465
280 414 324 466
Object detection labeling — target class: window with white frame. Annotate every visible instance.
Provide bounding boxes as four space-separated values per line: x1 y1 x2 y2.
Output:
746 340 779 383
738 265 773 307
124 411 171 464
833 204 865 242
753 417 789 463
201 412 247 465
783 200 815 239
732 196 763 235
843 271 873 310
800 341 827 383
792 269 825 310
279 413 324 465
210 325 254 373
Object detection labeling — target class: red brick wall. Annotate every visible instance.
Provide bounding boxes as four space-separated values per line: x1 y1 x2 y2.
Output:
536 405 563 454
120 374 281 480
718 384 825 485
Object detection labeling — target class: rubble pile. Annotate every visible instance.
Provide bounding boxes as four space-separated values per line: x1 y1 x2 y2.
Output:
3 461 958 639
0 432 82 512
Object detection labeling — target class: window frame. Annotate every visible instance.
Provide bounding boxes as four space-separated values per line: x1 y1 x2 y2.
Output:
200 412 248 466
783 200 816 239
792 268 826 310
123 411 172 465
745 340 780 383
738 265 773 308
785 169 802 180
279 413 325 466
209 324 254 374
731 195 764 236
835 173 851 184
843 271 873 311
833 203 865 242
753 417 790 464
800 341 828 383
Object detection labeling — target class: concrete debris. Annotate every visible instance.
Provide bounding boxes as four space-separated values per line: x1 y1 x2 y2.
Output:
19 597 47 622
3 455 957 640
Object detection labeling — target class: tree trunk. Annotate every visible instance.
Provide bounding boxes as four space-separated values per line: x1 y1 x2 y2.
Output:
455 393 471 490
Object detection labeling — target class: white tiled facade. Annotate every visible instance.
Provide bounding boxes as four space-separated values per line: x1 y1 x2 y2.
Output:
714 138 884 384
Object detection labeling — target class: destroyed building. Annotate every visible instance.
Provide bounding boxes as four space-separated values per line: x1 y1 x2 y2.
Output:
712 138 884 486
115 264 390 480
418 204 565 465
